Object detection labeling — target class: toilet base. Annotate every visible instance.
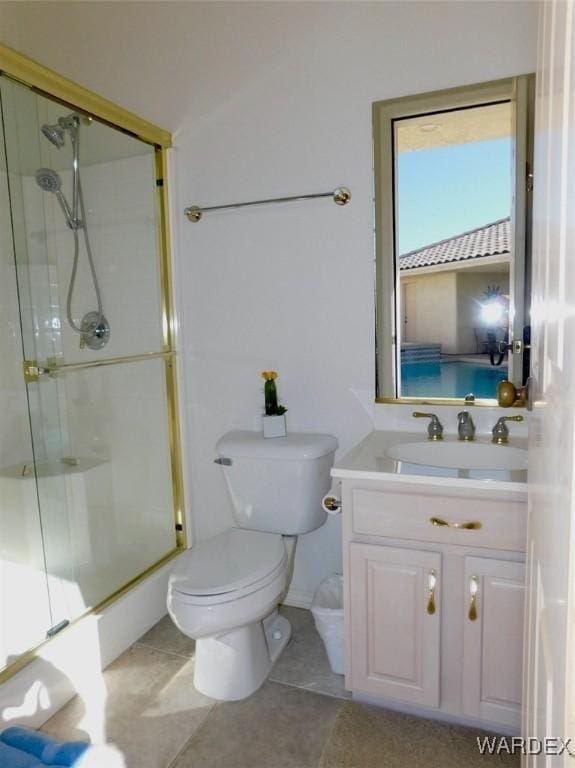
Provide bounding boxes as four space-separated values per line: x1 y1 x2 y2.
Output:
193 610 291 700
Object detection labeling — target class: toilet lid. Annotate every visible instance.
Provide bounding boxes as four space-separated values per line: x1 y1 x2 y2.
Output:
169 528 286 597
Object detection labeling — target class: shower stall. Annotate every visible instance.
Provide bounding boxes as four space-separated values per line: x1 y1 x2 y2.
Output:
0 67 184 678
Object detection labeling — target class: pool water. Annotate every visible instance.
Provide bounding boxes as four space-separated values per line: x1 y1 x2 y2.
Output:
401 360 508 399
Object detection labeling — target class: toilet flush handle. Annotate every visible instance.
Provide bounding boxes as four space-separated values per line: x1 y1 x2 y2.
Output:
214 457 233 466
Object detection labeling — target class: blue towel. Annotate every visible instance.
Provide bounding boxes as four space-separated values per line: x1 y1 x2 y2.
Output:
0 728 57 760
0 741 44 768
0 727 90 766
42 741 90 766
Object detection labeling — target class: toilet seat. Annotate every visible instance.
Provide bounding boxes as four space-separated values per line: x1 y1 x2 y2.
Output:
169 528 287 606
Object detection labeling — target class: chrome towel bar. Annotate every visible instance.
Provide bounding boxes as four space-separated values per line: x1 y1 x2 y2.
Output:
184 186 351 222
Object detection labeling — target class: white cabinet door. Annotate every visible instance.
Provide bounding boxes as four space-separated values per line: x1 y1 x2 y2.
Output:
349 542 441 707
462 556 525 728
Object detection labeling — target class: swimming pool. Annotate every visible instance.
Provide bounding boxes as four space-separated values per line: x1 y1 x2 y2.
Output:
401 360 508 399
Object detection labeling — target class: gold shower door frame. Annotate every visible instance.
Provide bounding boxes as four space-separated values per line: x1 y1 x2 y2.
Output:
0 42 186 683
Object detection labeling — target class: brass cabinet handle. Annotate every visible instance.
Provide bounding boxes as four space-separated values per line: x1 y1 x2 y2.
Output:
427 569 437 615
430 516 482 531
468 575 479 621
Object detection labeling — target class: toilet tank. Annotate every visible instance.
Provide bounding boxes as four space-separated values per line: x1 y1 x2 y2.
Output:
215 431 338 535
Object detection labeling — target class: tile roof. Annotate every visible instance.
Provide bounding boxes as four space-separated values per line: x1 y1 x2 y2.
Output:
399 217 510 271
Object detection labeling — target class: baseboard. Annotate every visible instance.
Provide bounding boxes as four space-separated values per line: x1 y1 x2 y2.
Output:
282 587 314 610
0 553 184 730
352 692 520 736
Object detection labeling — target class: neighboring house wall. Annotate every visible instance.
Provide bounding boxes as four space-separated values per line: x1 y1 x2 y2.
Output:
456 271 510 354
402 272 458 353
402 268 509 355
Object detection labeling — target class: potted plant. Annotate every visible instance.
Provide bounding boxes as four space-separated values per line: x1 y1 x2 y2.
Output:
261 371 287 438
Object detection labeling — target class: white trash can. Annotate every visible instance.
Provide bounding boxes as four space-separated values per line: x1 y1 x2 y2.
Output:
311 574 344 675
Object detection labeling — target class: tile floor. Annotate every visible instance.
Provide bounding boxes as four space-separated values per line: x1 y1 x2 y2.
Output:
41 606 518 768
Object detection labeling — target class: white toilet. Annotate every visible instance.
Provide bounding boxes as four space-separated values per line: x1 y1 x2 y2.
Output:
167 430 338 701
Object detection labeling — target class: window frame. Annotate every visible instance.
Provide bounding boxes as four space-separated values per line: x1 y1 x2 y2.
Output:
373 76 534 405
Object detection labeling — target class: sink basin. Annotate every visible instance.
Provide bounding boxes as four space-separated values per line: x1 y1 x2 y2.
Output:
386 441 528 471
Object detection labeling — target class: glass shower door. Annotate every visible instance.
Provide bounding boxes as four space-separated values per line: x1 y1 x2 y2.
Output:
0 73 180 649
0 79 53 669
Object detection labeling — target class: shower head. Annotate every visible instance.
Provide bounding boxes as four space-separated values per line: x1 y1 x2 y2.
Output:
35 168 79 229
41 113 81 149
41 123 66 148
35 168 62 193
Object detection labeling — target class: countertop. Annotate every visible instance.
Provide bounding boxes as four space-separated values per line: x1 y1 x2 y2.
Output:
331 430 528 495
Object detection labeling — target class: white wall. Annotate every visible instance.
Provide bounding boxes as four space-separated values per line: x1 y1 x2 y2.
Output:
0 1 539 603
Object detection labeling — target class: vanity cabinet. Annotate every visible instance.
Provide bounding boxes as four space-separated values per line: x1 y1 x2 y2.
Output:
461 556 525 727
349 543 441 707
341 479 527 732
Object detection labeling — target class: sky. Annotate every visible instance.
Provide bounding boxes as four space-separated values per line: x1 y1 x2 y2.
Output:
397 137 512 255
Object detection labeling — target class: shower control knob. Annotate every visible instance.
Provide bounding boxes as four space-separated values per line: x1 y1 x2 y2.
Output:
80 312 110 350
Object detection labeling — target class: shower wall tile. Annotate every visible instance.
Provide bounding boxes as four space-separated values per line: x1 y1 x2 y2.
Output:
51 153 164 364
0 157 53 666
56 359 176 606
0 168 34 468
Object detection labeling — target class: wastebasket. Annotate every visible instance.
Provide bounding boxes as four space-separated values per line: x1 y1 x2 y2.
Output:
311 574 344 675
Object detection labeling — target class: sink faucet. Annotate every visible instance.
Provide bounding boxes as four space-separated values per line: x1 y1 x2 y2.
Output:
457 411 475 441
491 414 524 444
412 412 443 441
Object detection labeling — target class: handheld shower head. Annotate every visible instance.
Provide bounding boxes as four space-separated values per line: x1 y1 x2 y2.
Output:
41 123 66 149
35 168 80 229
35 168 62 193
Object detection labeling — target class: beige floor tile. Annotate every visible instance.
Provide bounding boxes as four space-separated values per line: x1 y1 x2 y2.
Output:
136 615 196 658
318 702 520 768
42 645 214 768
271 606 350 700
173 681 342 768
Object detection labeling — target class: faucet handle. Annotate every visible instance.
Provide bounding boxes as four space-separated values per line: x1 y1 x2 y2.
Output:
412 411 444 441
457 410 476 441
492 414 524 444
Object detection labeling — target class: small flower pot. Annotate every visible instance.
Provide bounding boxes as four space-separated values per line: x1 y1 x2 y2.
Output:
263 414 286 439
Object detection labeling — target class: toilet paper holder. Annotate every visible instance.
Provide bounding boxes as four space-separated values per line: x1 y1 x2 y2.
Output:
323 496 341 512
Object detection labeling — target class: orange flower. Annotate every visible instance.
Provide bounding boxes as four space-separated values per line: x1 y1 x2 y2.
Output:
260 370 278 380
